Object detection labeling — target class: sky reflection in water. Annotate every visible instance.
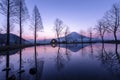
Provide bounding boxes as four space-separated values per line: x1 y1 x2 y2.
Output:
0 44 120 80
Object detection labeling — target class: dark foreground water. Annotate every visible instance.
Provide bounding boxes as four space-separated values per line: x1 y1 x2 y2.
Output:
0 43 120 80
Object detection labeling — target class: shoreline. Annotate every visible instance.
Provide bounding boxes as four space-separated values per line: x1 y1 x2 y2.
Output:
0 41 120 52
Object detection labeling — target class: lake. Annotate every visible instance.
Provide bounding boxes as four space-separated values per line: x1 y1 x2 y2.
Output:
0 43 120 80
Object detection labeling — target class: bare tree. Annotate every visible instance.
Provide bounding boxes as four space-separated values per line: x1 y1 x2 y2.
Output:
95 19 108 42
2 19 15 32
0 0 18 46
31 5 43 45
16 0 29 45
79 30 85 43
54 18 64 43
88 27 93 42
105 3 120 42
64 26 70 43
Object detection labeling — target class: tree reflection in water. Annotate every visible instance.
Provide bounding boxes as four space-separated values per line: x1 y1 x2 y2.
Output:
65 44 71 61
89 43 94 59
2 50 16 80
3 51 11 80
54 43 92 71
17 48 25 80
55 47 65 71
29 45 44 80
97 43 120 79
1 43 120 80
55 43 72 71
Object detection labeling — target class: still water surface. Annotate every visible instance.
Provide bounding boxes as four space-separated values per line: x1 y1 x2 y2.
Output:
0 44 120 80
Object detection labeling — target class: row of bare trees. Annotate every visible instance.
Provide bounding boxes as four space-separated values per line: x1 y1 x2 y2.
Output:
95 3 120 42
54 18 70 43
53 18 94 43
54 3 120 44
0 1 119 46
0 0 43 46
0 0 16 46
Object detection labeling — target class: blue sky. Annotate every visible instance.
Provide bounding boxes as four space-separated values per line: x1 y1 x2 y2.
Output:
0 0 120 39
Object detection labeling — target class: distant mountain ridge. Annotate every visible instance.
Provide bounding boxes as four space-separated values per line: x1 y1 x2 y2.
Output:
37 32 97 44
59 32 90 42
0 33 30 45
67 32 88 38
0 32 97 46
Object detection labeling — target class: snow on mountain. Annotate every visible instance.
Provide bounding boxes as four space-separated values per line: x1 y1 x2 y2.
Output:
59 32 93 42
36 32 98 44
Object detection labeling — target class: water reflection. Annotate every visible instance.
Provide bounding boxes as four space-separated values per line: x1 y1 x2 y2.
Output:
89 43 94 59
1 50 16 80
17 49 25 80
97 43 120 79
65 44 71 61
0 43 120 80
29 45 44 80
55 47 65 71
2 51 11 80
60 43 90 52
55 44 72 71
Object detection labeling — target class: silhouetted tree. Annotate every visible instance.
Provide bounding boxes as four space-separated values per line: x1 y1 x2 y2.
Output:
88 27 93 42
54 18 64 43
95 19 108 42
105 3 120 42
64 26 70 43
0 0 18 46
79 30 85 43
2 20 15 33
31 5 43 45
16 0 29 45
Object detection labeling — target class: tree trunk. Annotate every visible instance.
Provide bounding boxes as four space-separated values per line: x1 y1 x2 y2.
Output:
81 38 83 43
34 9 37 45
19 0 22 45
114 31 117 42
101 36 104 43
58 37 60 46
7 0 10 46
65 34 67 43
34 25 36 45
57 34 60 43
90 33 92 42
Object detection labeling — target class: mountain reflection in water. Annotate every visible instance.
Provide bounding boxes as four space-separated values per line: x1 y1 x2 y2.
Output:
0 43 120 80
